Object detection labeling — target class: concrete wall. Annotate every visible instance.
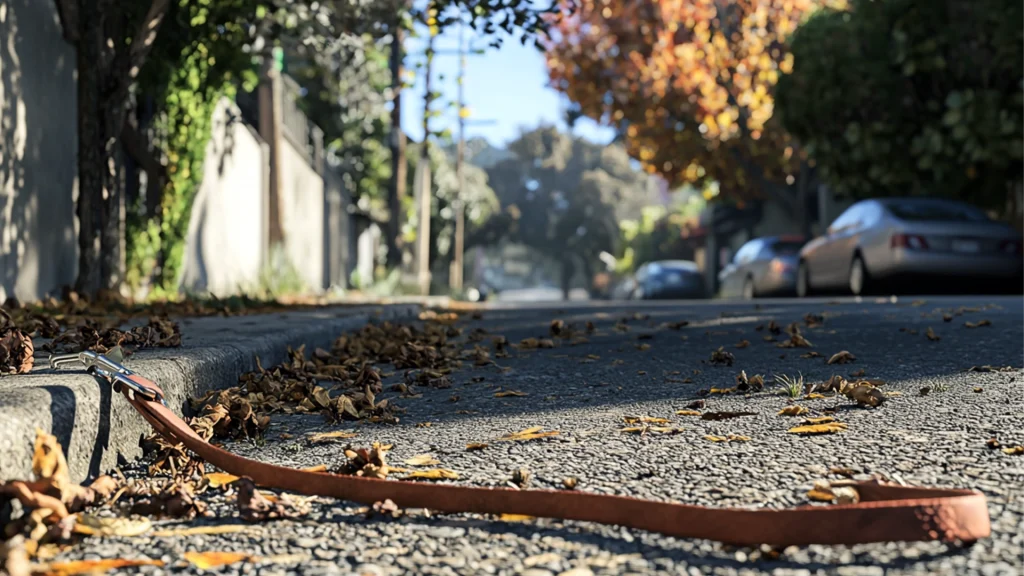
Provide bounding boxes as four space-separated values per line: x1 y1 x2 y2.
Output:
279 137 324 291
180 98 268 296
0 0 78 302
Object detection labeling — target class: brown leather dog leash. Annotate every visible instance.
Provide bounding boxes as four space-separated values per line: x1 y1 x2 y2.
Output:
53 352 991 547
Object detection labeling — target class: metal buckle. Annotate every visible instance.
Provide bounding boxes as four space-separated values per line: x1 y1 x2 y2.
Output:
49 351 166 405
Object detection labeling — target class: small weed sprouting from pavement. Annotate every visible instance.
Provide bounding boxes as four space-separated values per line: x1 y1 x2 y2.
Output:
777 373 804 398
933 383 951 393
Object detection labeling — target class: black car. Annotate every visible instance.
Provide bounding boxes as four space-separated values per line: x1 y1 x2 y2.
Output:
627 260 706 300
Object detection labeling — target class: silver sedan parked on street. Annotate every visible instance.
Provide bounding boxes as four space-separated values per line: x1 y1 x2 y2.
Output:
718 235 808 299
797 197 1023 296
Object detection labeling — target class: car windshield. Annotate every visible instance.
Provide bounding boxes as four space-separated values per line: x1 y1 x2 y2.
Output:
885 201 990 222
769 241 805 256
651 268 698 286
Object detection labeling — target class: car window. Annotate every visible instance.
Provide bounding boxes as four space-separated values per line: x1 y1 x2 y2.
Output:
766 240 805 257
829 204 862 232
734 240 761 265
884 200 991 222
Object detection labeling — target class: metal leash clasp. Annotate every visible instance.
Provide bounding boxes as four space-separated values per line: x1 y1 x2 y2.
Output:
49 350 166 406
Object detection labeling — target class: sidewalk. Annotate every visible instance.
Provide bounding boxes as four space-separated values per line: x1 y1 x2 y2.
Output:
0 303 428 483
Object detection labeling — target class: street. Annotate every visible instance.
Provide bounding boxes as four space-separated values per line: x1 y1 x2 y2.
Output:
36 296 1024 575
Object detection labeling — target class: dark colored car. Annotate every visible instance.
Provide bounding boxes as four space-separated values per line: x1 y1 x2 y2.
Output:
718 235 808 299
628 260 706 300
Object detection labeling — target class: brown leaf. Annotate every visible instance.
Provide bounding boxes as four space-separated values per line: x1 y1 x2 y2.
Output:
0 326 33 374
511 467 531 488
735 339 750 349
709 347 735 366
924 327 940 341
826 351 856 365
236 478 310 522
465 442 488 451
735 370 764 392
675 410 702 416
704 434 751 443
1002 445 1024 455
700 411 756 421
964 319 992 328
848 368 866 377
777 405 809 416
622 416 670 425
846 384 886 408
406 469 460 480
494 390 529 398
72 515 152 537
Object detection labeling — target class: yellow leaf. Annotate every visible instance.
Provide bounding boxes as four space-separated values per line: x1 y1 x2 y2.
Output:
152 525 252 537
804 393 826 399
777 405 809 416
622 416 670 424
498 427 559 442
404 454 441 466
1001 445 1024 455
494 390 529 397
73 515 152 537
704 434 749 443
788 422 848 435
498 513 534 522
41 559 164 575
203 472 240 488
709 387 735 394
675 410 702 416
184 551 251 570
406 469 460 480
301 465 328 473
307 431 358 444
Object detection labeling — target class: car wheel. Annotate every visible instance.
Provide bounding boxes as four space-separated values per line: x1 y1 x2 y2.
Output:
742 277 756 300
796 261 812 298
849 254 870 296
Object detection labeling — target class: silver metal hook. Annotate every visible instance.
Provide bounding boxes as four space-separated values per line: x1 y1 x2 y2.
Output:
48 351 163 405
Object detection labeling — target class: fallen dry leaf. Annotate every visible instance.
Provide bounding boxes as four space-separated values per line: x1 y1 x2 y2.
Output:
562 477 578 490
72 515 151 537
735 340 750 349
826 351 856 365
804 393 827 399
778 406 809 417
701 411 756 421
709 347 735 366
497 513 533 522
405 469 460 481
806 479 860 504
1002 445 1024 455
404 454 440 467
184 551 251 570
735 370 765 392
675 410 702 416
465 443 488 451
788 422 848 435
37 558 164 575
202 473 239 488
497 427 559 442
964 320 992 328
494 390 528 398
704 434 751 443
925 327 941 341
306 431 358 444
236 478 310 522
622 416 670 425
849 368 866 377
151 525 252 537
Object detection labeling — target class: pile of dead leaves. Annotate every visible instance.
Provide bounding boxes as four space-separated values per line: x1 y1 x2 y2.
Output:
0 430 120 559
0 311 34 375
816 375 887 408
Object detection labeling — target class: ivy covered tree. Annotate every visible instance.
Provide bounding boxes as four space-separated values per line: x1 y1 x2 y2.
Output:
776 0 1023 215
545 0 843 231
56 0 557 298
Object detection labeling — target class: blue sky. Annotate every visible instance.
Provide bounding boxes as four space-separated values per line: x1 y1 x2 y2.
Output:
399 23 616 147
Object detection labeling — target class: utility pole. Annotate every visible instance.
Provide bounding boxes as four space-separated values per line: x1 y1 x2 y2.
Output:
386 8 408 269
450 20 467 291
416 18 437 296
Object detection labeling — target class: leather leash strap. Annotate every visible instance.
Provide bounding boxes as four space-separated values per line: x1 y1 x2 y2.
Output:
122 375 991 547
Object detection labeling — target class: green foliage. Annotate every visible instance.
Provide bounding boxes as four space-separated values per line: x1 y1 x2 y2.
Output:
776 0 1024 212
254 245 309 297
470 126 650 273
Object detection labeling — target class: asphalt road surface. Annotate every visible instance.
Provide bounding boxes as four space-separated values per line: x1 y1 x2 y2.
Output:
51 296 1024 575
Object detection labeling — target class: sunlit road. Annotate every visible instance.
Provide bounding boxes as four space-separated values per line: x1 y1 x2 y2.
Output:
59 295 1023 575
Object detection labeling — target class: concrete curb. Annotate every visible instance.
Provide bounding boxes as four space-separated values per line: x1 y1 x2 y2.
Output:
0 303 424 484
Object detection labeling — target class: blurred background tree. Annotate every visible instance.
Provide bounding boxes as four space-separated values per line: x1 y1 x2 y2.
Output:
545 0 845 233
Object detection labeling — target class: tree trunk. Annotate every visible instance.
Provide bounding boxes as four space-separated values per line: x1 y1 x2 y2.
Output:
386 14 407 269
74 15 106 295
560 257 574 301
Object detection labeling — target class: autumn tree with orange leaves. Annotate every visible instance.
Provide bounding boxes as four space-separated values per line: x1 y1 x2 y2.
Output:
546 0 843 231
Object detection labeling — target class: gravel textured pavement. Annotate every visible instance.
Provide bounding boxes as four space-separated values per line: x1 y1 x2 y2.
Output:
34 296 1024 575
